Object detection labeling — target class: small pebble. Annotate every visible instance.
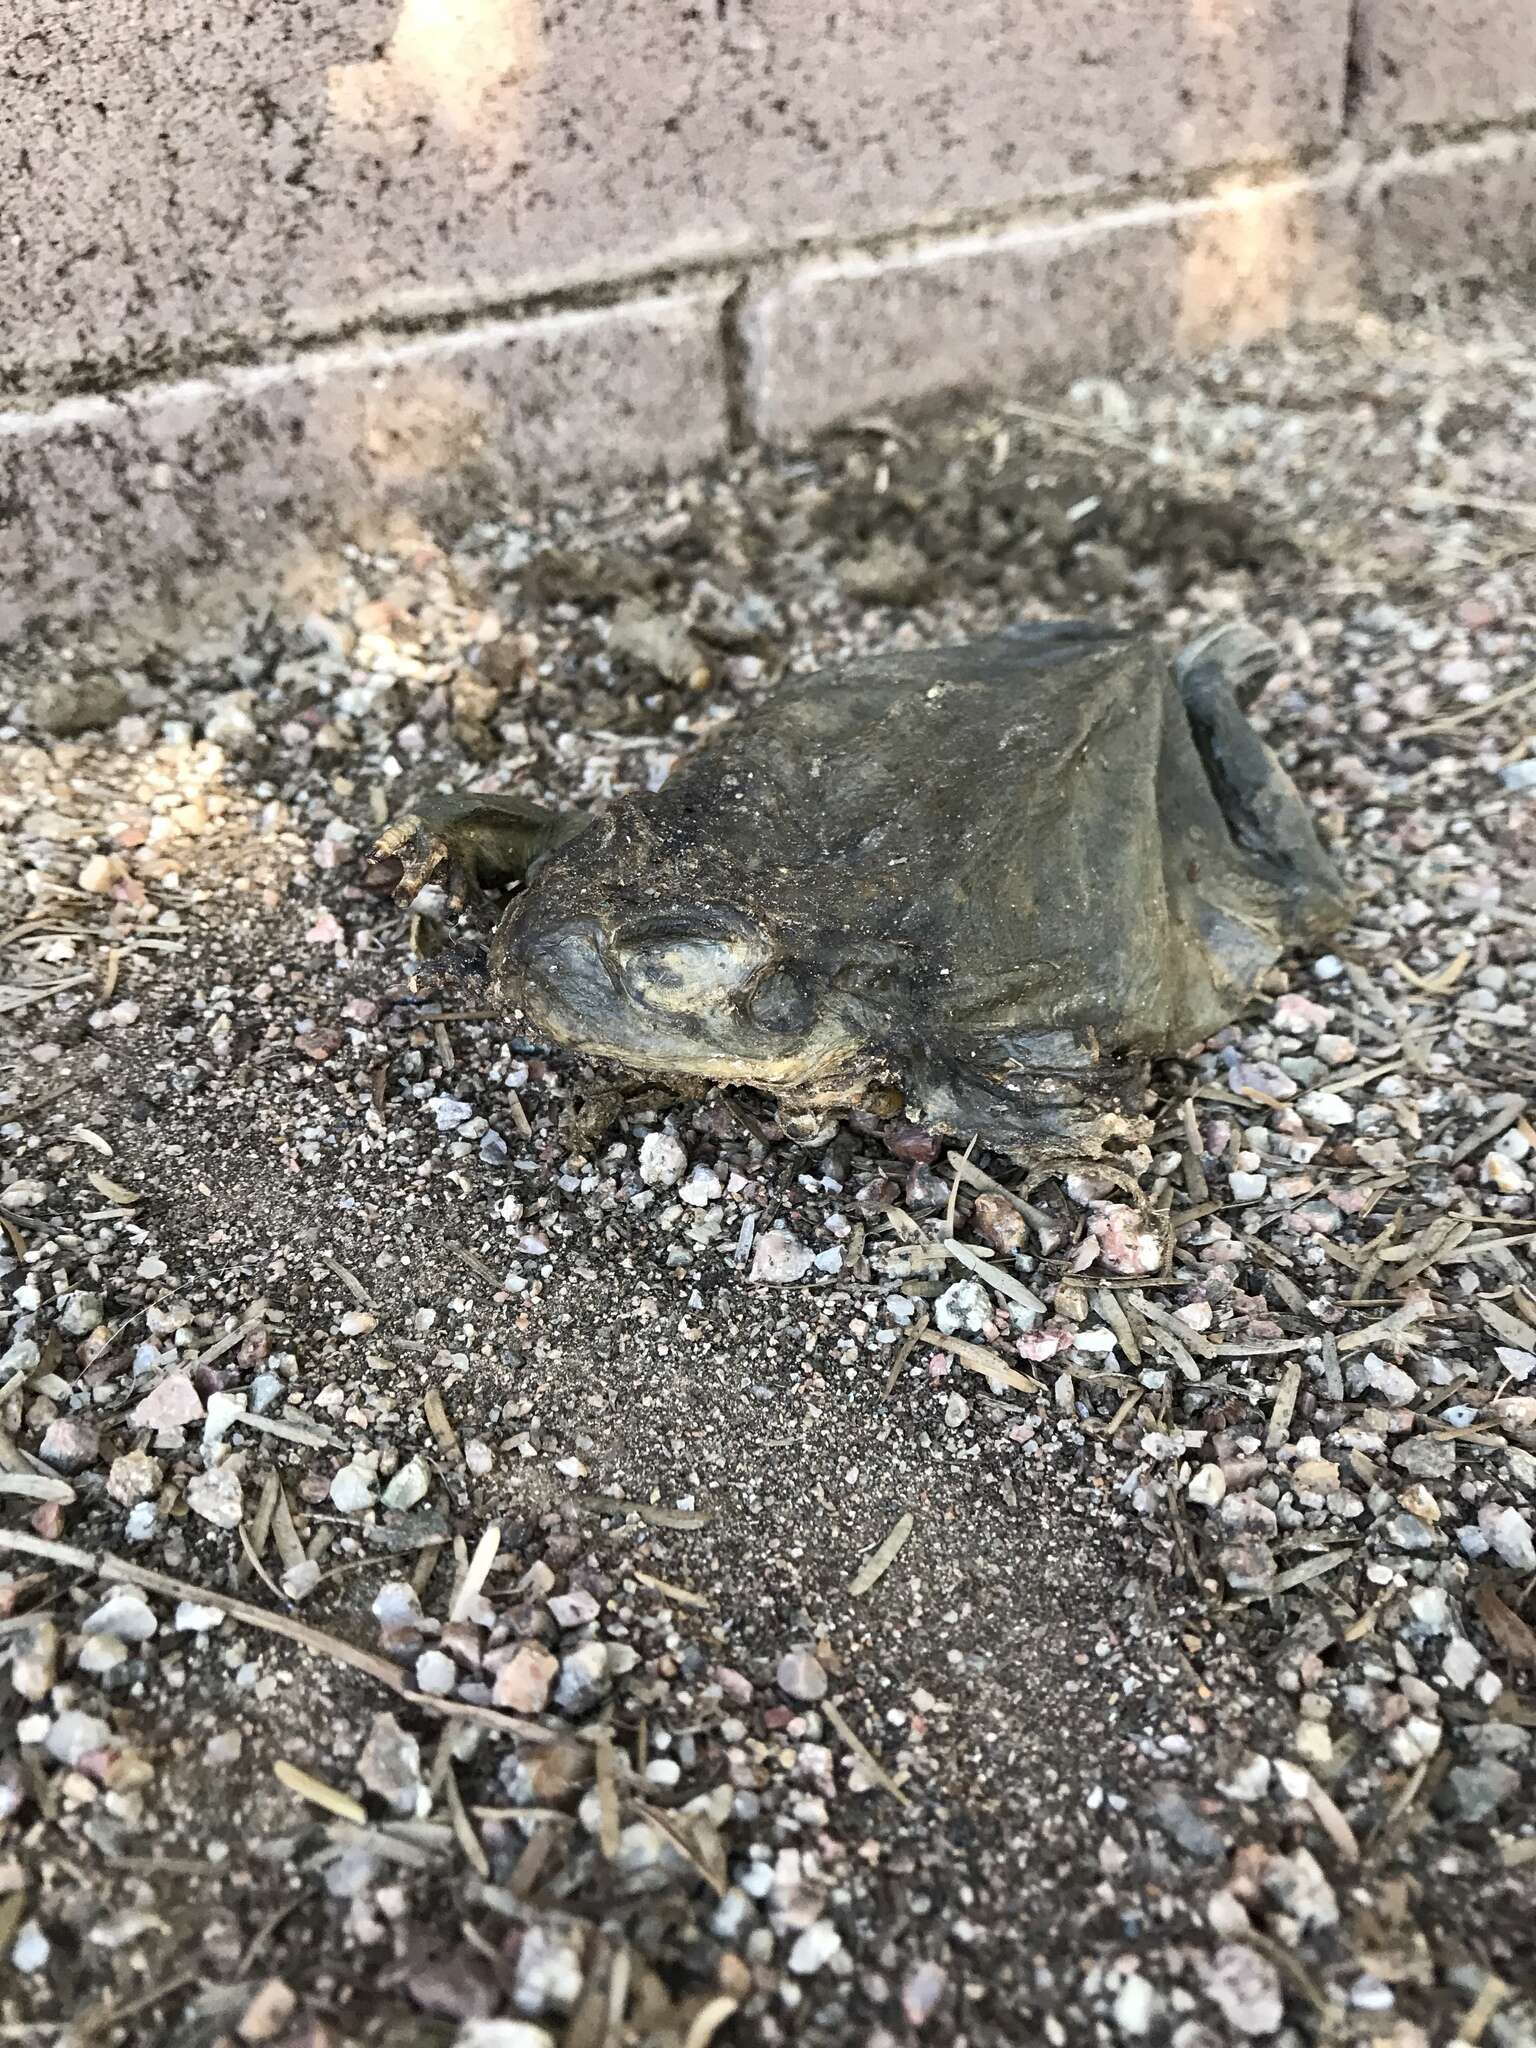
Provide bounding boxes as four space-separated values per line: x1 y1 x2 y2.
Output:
638 1131 687 1188
185 1466 244 1529
776 1650 828 1702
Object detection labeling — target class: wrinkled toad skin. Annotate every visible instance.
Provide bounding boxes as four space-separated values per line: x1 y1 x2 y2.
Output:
380 621 1350 1160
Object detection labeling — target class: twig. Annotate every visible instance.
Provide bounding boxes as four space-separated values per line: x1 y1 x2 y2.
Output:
0 1526 555 1743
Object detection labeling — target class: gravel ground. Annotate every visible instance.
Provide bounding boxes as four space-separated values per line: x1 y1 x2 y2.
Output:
3 296 1536 2048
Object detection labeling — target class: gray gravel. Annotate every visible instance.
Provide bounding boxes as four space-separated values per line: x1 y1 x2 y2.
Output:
2 294 1535 2047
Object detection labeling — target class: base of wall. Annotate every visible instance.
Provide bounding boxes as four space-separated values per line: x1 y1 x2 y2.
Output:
739 173 1362 442
1 293 730 651
5 133 1534 650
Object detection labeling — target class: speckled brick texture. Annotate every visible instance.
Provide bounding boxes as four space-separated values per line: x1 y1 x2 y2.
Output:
741 176 1362 444
1351 1 1536 134
9 0 1536 647
1361 134 1536 295
3 0 1348 403
0 293 730 649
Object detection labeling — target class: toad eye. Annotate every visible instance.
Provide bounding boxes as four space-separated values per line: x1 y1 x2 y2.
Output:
744 965 815 1036
615 913 772 1014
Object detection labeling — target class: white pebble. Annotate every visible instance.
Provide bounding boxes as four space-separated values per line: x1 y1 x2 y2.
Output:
787 1920 842 1975
11 1922 49 1973
45 1710 113 1766
935 1278 989 1336
1113 1973 1157 2037
185 1466 243 1529
776 1650 828 1702
330 1462 376 1514
679 1163 723 1207
638 1130 687 1188
1483 1151 1530 1196
415 1649 457 1696
382 1457 429 1510
1297 1089 1353 1128
175 1602 225 1632
83 1592 157 1643
1187 1464 1227 1508
750 1229 814 1285
1480 1503 1536 1573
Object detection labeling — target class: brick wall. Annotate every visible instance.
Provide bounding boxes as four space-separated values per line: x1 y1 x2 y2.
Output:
5 0 1535 644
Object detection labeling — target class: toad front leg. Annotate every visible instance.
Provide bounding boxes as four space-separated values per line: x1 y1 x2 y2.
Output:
371 794 585 909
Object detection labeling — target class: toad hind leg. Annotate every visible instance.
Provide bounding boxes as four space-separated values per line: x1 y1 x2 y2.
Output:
1174 624 1350 933
372 794 583 908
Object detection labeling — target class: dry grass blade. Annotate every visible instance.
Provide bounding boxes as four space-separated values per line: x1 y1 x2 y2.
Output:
238 1472 280 1590
0 1528 407 1688
1093 1286 1141 1367
451 1523 501 1623
633 1800 727 1894
424 1388 462 1463
1179 1095 1209 1204
1336 1295 1432 1355
942 1151 1053 1230
65 1969 200 2046
822 1698 912 1809
450 1240 501 1287
575 1494 715 1531
1130 1294 1215 1359
1307 1778 1359 1863
594 1731 622 1860
1450 1094 1527 1166
270 1481 306 1572
1264 1360 1303 1451
1456 1972 1510 2046
631 1567 712 1610
320 1253 374 1306
1479 1299 1536 1351
882 1313 929 1398
1127 1304 1200 1383
0 1472 74 1503
926 1329 1041 1393
1472 1583 1536 1668
944 1133 974 1237
444 1761 491 1878
1209 1338 1310 1359
683 1994 741 2048
328 1821 441 1872
848 1512 914 1596
941 1236 1046 1313
274 1758 366 1824
237 1521 288 1604
1240 1550 1353 1601
1391 1217 1474 1292
191 1319 267 1370
1398 660 1536 732
240 1409 342 1451
1232 1929 1331 2017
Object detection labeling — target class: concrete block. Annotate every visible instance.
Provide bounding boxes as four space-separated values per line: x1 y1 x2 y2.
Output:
1360 133 1536 296
4 0 1349 402
1351 1 1536 135
0 289 729 647
741 175 1362 444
